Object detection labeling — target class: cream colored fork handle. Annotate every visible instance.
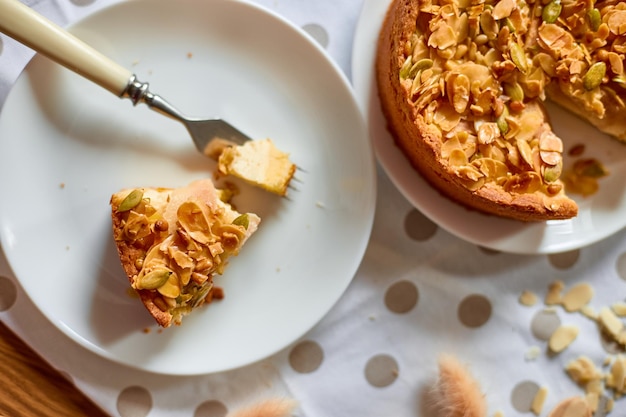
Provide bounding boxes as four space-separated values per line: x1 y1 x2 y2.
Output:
0 0 131 95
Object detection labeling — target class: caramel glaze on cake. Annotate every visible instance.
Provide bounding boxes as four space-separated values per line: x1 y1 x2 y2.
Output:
376 0 626 221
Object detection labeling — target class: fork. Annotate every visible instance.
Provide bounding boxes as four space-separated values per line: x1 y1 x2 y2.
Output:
0 0 253 154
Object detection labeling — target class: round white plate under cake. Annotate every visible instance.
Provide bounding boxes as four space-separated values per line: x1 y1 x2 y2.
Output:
0 0 376 375
352 0 626 255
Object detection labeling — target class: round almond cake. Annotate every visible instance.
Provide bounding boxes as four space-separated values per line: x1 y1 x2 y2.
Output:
376 0 626 221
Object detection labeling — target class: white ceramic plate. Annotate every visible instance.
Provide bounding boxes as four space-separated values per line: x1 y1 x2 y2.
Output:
352 0 626 255
0 0 376 375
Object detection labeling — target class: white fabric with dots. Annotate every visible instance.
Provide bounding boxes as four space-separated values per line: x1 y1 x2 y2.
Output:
1 0 626 416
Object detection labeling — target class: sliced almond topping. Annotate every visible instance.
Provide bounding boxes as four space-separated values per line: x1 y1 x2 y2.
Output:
585 392 599 413
608 355 626 393
428 22 457 50
520 290 539 306
531 386 549 415
156 271 181 299
545 280 565 305
549 325 579 353
580 306 598 320
477 122 500 145
612 301 626 317
492 0 516 20
565 356 602 385
561 283 594 312
598 307 624 340
609 52 624 76
607 9 626 35
517 138 535 168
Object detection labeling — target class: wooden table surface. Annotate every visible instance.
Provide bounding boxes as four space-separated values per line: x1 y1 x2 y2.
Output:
0 321 109 417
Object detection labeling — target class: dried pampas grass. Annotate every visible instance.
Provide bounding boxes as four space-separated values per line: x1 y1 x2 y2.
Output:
226 397 298 417
432 354 487 417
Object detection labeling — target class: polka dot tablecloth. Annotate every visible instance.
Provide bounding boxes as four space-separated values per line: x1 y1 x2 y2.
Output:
2 1 626 416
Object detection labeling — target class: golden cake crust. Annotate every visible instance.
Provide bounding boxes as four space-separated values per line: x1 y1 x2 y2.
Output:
110 209 173 327
376 0 584 222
